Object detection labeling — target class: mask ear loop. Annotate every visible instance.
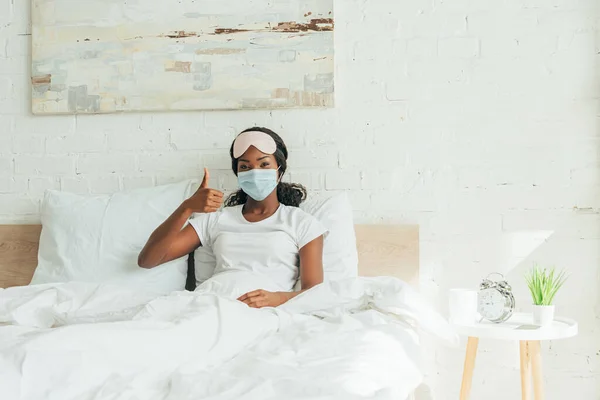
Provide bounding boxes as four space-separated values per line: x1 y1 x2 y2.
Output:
275 167 282 184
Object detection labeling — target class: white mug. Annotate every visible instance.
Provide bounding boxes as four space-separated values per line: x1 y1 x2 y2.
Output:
448 288 479 325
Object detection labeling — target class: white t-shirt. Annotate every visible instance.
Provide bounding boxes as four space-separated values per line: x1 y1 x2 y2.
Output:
189 204 327 292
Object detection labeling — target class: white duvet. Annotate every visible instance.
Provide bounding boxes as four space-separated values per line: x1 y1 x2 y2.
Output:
0 276 457 400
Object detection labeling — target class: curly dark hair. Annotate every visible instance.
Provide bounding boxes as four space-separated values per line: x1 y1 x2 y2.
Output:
224 127 307 208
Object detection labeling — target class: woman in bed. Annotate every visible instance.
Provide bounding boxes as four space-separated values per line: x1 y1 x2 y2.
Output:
138 127 327 308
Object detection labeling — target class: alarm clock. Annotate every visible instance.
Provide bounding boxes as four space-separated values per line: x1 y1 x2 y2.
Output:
477 273 515 323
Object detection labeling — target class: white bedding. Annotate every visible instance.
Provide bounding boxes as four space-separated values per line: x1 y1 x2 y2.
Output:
0 276 457 400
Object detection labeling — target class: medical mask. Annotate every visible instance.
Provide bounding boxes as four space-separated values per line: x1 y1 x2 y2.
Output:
237 169 280 201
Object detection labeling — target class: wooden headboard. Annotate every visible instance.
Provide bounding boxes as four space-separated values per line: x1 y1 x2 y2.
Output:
0 224 419 289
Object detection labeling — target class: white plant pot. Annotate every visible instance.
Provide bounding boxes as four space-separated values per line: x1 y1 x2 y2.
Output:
532 305 555 327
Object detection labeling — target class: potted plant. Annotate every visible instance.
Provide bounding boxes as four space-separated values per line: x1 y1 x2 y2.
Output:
525 265 568 327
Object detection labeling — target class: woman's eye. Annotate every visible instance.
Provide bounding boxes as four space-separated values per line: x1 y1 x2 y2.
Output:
261 163 270 168
239 165 248 170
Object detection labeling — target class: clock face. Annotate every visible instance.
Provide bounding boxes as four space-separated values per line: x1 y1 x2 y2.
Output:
478 288 508 322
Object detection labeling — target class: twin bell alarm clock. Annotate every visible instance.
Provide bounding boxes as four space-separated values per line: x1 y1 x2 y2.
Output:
477 273 515 323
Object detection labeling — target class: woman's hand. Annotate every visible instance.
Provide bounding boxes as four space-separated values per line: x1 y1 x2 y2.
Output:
183 168 224 213
237 290 291 308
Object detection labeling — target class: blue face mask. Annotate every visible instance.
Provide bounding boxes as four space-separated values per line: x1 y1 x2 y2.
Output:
238 168 280 201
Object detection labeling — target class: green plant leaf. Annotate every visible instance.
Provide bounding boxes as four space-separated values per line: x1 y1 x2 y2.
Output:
525 265 568 306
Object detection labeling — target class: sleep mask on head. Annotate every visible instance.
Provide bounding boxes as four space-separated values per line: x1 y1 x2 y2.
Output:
232 131 277 159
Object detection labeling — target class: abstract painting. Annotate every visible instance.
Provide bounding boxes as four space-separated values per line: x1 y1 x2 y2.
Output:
31 0 334 114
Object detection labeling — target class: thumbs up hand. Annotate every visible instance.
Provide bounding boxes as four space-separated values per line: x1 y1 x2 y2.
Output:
199 167 211 189
184 168 224 214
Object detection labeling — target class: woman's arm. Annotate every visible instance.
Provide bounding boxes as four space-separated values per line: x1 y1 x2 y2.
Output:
137 206 199 269
138 169 223 269
296 234 325 288
238 235 324 307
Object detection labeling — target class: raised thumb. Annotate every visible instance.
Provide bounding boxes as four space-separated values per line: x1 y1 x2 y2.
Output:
200 168 209 188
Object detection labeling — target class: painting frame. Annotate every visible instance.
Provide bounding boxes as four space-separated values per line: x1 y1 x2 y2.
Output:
31 0 335 114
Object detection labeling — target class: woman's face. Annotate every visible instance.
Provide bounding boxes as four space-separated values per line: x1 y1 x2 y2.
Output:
237 145 278 173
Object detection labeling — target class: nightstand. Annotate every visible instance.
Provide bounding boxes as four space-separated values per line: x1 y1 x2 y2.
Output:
453 313 578 400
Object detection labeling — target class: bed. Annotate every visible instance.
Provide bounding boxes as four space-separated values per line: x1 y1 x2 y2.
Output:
0 223 452 400
0 224 420 289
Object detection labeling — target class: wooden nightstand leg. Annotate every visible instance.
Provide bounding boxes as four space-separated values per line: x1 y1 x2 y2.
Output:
459 336 479 400
519 341 531 400
530 341 545 399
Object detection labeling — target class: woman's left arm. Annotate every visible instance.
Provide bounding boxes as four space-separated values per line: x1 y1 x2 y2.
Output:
238 235 324 308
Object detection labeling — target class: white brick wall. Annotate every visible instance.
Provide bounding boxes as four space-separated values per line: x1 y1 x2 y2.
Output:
15 155 75 176
47 133 107 154
1 0 599 398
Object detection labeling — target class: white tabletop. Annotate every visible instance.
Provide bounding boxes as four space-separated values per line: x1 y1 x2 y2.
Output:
451 313 578 341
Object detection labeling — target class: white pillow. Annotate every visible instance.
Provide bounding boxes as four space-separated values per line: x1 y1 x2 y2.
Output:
30 180 196 294
300 192 358 281
194 192 358 287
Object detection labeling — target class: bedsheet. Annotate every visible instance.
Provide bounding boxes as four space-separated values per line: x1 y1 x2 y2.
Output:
0 276 457 400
